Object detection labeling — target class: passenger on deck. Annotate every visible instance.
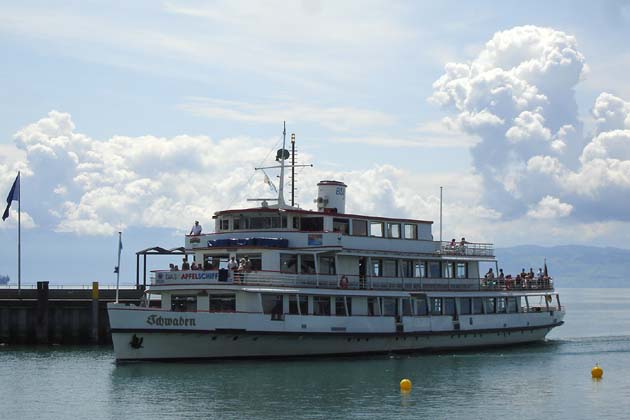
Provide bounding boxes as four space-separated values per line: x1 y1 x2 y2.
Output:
485 268 495 280
537 268 544 281
228 256 238 271
203 259 212 270
244 256 253 272
498 268 505 281
189 221 202 236
459 237 467 254
191 262 198 270
449 238 456 249
528 268 535 280
169 263 176 271
181 258 190 271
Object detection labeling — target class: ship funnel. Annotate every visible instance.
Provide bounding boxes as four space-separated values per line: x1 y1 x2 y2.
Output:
316 180 347 213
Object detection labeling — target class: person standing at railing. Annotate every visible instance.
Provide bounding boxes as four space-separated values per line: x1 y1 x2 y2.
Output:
459 238 468 255
189 221 202 235
228 256 238 282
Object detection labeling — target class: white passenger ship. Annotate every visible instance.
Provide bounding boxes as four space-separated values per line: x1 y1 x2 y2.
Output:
108 128 564 361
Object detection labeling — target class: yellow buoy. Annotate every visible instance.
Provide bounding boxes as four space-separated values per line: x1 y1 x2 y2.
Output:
591 364 603 379
400 378 412 392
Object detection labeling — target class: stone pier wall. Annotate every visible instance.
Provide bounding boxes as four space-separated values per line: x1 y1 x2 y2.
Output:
0 282 143 345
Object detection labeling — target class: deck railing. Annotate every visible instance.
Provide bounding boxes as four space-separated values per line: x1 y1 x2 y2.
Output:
437 241 494 257
151 270 553 292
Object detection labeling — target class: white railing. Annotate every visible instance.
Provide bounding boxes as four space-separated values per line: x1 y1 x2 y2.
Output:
151 269 554 291
438 241 494 257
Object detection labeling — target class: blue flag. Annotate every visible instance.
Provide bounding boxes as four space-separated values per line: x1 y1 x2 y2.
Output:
2 172 20 222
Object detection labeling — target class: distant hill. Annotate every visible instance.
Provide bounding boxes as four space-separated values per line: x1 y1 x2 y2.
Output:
495 245 630 288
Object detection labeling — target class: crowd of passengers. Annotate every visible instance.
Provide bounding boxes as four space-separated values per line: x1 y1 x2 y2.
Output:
483 267 551 288
169 256 253 279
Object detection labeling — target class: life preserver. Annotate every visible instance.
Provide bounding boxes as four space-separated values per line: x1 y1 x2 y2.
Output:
339 275 349 289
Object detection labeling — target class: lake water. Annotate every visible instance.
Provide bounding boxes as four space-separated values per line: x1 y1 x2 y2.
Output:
1 288 629 419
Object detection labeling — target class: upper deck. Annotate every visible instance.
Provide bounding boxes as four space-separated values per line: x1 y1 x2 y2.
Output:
151 269 552 292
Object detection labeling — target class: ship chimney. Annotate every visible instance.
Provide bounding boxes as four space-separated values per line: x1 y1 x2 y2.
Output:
316 180 347 214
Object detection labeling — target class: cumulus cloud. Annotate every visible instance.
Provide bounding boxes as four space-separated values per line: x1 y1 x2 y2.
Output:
431 25 630 222
527 195 573 219
0 111 497 240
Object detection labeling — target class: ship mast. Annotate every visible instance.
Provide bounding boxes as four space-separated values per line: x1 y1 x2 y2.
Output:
277 121 287 208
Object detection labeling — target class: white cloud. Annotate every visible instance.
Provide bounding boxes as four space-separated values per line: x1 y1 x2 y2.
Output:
178 97 395 132
431 25 630 222
527 195 573 219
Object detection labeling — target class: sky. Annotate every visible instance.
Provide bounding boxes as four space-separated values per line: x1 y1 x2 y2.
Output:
1 0 630 285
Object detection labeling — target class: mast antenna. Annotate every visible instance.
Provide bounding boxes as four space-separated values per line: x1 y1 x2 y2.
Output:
291 133 296 207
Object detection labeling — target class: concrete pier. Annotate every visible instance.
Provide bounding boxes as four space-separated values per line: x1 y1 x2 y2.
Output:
0 282 143 345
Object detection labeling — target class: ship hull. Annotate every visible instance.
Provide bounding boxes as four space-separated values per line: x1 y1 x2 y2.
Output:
109 306 563 361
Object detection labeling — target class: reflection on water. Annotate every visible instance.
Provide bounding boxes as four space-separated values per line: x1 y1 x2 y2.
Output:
2 288 630 420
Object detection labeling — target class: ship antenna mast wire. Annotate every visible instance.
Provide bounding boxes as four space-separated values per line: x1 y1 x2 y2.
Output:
277 121 287 208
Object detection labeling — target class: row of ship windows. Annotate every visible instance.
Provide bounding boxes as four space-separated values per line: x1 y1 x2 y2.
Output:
170 294 538 317
218 216 419 239
280 254 470 279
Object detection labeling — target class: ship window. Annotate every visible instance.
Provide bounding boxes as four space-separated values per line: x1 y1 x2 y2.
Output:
171 295 197 312
370 221 384 237
233 218 241 230
372 259 382 276
220 219 229 230
456 263 467 279
428 262 441 278
300 254 316 274
333 218 349 234
404 224 417 240
444 298 456 315
292 217 300 229
443 262 454 278
382 298 396 316
509 297 520 313
280 254 298 273
313 296 331 315
459 298 471 315
262 294 283 315
483 297 496 314
346 297 352 315
301 217 323 232
289 295 304 315
472 298 483 314
415 297 428 315
388 223 401 239
368 297 380 316
352 219 368 236
335 297 347 316
496 297 506 313
298 295 308 314
319 256 336 274
415 262 426 278
383 259 397 277
430 298 442 315
402 298 413 316
209 294 235 312
402 260 414 278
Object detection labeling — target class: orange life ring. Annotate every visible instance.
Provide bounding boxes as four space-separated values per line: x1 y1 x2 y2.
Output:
339 275 348 289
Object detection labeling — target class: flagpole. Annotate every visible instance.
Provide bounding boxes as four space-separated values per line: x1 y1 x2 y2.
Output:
17 171 21 295
115 231 121 303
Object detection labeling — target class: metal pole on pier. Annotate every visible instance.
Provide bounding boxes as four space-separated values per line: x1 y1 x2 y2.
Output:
2 172 21 294
439 186 443 243
18 175 21 294
115 232 122 303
